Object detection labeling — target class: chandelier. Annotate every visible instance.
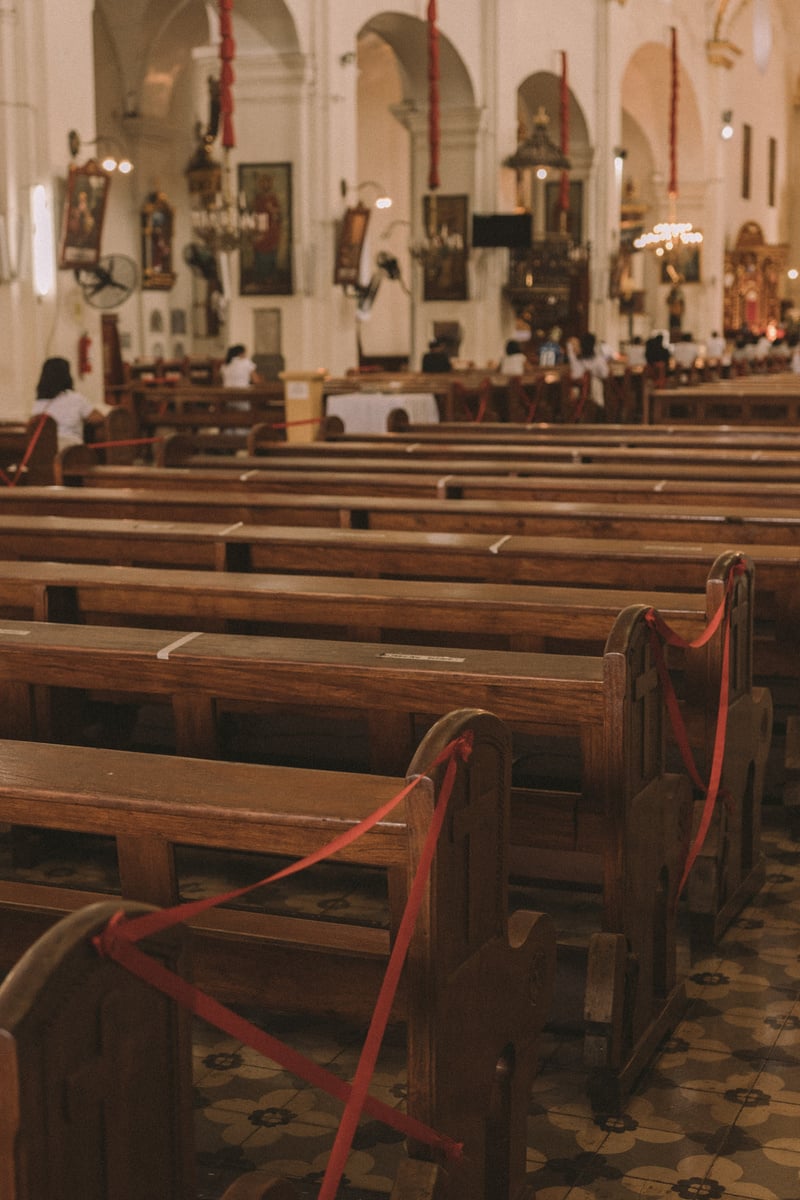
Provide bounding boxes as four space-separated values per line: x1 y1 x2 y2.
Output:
408 192 465 270
633 27 702 259
185 0 262 253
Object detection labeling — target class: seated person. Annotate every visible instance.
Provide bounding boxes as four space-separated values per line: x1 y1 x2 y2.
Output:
645 332 671 367
500 339 528 375
421 338 452 373
220 344 262 387
566 333 609 408
672 332 700 372
625 336 647 367
32 356 108 450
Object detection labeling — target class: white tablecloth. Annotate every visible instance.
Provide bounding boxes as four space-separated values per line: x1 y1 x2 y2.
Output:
325 391 439 433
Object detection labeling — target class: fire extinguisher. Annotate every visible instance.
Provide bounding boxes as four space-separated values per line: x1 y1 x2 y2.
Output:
78 332 93 378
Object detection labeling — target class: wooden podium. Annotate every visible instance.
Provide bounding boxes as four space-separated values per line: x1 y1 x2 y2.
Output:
279 369 327 443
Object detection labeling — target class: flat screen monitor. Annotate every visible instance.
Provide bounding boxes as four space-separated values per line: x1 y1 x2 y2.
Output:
471 212 532 248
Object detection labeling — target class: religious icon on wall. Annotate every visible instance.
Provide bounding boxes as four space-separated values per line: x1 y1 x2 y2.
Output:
59 160 110 268
238 162 293 295
334 203 370 287
141 191 177 290
421 193 468 302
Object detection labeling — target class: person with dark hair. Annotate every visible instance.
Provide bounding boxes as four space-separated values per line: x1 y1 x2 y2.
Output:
566 332 610 407
220 344 262 387
500 339 527 375
32 357 107 449
421 338 452 373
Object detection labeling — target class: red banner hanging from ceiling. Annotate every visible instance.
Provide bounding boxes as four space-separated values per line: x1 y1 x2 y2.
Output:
559 50 570 215
669 26 678 198
428 0 440 190
219 0 235 150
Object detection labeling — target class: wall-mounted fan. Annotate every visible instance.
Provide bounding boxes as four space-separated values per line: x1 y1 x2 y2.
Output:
75 254 139 309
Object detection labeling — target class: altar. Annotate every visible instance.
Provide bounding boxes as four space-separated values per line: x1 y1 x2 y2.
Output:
324 390 440 433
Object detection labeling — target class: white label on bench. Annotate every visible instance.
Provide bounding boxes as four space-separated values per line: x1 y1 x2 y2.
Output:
286 381 310 400
378 652 466 663
489 535 512 554
157 631 203 660
0 628 30 636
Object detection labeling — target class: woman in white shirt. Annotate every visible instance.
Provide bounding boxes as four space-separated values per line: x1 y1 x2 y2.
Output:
566 333 609 408
32 357 107 449
220 344 262 387
500 339 528 376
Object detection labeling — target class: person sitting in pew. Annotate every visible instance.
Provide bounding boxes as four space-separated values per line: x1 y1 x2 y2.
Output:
220 343 263 388
32 356 108 450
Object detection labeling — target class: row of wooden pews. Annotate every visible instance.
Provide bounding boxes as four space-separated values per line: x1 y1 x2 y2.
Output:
0 710 554 1198
0 414 786 1188
0 550 766 952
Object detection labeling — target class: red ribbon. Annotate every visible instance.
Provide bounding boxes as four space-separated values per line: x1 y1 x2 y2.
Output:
0 411 52 489
559 51 570 215
473 377 491 423
219 0 236 150
427 0 440 190
645 555 745 900
94 732 472 1193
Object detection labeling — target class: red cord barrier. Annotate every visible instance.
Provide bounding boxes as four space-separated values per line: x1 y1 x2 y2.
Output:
571 372 590 422
87 437 163 450
0 412 52 488
94 731 472 1194
473 377 491 423
264 416 324 431
645 555 745 900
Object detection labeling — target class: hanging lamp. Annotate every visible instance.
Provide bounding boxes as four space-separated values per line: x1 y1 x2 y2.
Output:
634 27 702 257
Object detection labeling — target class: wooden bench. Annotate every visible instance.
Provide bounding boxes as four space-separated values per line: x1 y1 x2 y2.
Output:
0 605 691 1109
53 455 800 512
0 550 768 950
0 708 557 1193
7 484 800 548
131 383 286 446
0 416 58 487
0 899 296 1200
648 378 800 425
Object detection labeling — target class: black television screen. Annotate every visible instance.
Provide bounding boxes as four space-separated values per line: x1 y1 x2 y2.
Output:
471 212 532 248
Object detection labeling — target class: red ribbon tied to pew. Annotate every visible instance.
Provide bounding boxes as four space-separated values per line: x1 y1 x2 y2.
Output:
0 411 51 488
94 731 473 1195
645 555 746 901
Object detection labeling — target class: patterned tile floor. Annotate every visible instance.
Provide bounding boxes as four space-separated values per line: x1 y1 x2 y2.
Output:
191 808 800 1200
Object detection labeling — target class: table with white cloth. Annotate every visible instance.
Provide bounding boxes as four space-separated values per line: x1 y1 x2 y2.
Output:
324 390 440 433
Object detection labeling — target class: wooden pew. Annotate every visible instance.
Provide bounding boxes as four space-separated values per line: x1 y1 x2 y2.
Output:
0 416 58 487
53 454 800 511
0 605 690 1109
0 899 292 1200
164 431 800 481
6 484 800 547
0 709 558 1195
648 378 800 425
132 382 285 443
0 550 768 950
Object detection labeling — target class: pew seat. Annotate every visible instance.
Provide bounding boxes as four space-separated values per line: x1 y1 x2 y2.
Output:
0 708 556 1195
0 900 439 1200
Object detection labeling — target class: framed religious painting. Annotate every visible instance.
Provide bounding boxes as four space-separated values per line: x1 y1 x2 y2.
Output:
238 162 293 295
659 244 701 285
334 203 370 287
141 191 177 290
58 160 110 268
421 193 469 302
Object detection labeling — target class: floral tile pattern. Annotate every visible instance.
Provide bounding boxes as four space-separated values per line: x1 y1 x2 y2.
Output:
3 809 799 1197
193 810 800 1198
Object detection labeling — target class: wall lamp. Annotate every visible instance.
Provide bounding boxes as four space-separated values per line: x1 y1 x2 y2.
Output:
721 111 734 141
339 179 392 209
68 129 134 174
